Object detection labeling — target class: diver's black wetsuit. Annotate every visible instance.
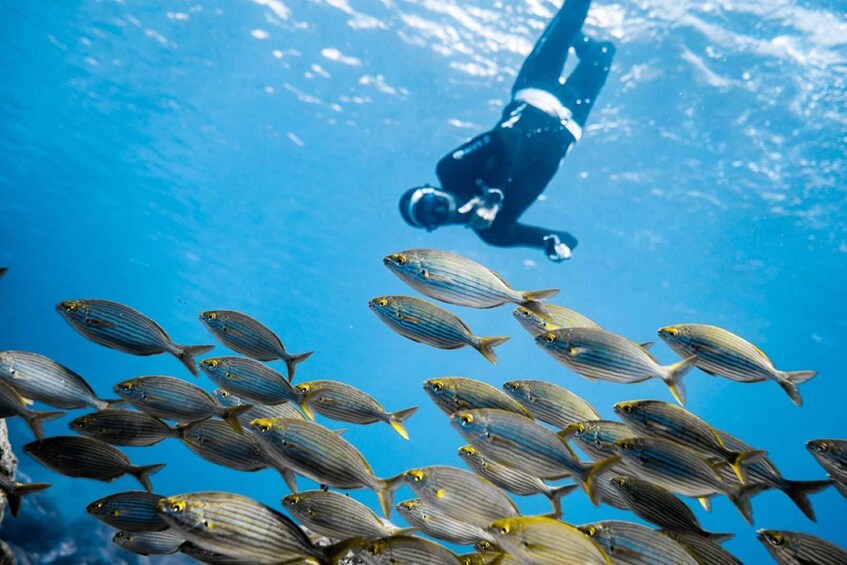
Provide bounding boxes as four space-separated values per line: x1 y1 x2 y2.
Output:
436 0 614 252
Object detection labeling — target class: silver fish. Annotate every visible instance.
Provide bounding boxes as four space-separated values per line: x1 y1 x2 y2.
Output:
114 375 251 433
487 516 612 564
578 520 699 565
757 529 847 565
502 379 600 428
69 409 177 446
608 475 733 542
113 529 184 556
457 445 576 518
157 491 322 563
663 531 742 565
403 465 519 530
450 408 617 504
424 377 531 418
613 437 763 524
369 295 508 363
295 379 417 439
512 304 601 335
24 435 164 492
0 474 50 518
0 350 118 410
384 248 557 308
282 490 408 540
86 491 168 531
536 327 698 405
560 420 638 462
176 419 294 485
250 417 403 517
0 378 64 441
56 299 213 376
806 439 847 498
199 310 312 381
658 324 817 406
200 356 299 405
342 535 461 565
213 388 305 424
396 497 495 546
614 400 765 484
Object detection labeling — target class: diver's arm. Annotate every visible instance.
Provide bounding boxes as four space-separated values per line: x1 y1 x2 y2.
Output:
476 221 578 259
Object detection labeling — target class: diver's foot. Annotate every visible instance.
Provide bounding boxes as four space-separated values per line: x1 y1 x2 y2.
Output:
543 234 572 262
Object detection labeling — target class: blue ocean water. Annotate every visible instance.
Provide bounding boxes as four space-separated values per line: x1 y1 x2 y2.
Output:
1 0 845 562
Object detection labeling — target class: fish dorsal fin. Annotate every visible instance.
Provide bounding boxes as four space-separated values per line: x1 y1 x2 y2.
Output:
489 269 513 290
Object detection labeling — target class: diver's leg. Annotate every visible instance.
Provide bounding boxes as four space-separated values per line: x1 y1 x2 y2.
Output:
557 35 615 126
512 0 593 95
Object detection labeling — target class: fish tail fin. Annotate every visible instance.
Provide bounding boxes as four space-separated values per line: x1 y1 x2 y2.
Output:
727 449 767 485
102 398 127 409
729 483 768 525
174 344 215 376
376 473 406 518
782 479 832 521
25 410 65 442
282 350 314 383
577 455 621 506
6 482 51 517
704 531 735 543
131 463 165 493
387 407 418 440
662 354 698 406
521 289 559 303
776 371 816 407
547 483 579 518
223 404 253 434
474 336 510 364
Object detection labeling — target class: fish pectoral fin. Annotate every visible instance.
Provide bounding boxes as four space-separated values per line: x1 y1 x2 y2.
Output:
398 313 424 325
221 324 246 338
84 317 116 329
420 269 452 284
568 347 589 357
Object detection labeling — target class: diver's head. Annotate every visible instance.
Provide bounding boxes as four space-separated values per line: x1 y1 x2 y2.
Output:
399 185 456 232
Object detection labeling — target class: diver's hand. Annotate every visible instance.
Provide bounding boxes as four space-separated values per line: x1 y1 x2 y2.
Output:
543 234 572 262
464 188 503 230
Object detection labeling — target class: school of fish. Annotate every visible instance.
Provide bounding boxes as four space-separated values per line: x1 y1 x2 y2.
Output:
0 251 844 564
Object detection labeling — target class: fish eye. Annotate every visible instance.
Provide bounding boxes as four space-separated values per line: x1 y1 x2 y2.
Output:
171 501 185 513
767 534 784 546
574 423 586 435
544 333 555 343
288 496 299 506
407 471 424 482
667 327 679 337
219 390 229 397
207 359 219 368
119 383 134 391
260 424 270 433
622 404 633 414
396 255 407 265
584 526 596 537
92 501 103 510
460 414 473 425
507 382 519 391
461 446 476 456
498 524 510 535
61 301 79 312
813 441 828 452
614 477 626 486
377 298 388 307
207 312 217 320
477 541 492 551
431 381 443 392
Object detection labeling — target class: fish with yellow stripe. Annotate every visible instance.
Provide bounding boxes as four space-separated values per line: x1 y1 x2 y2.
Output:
536 327 698 406
487 516 612 564
383 249 557 309
369 295 508 363
658 324 817 406
293 379 417 439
